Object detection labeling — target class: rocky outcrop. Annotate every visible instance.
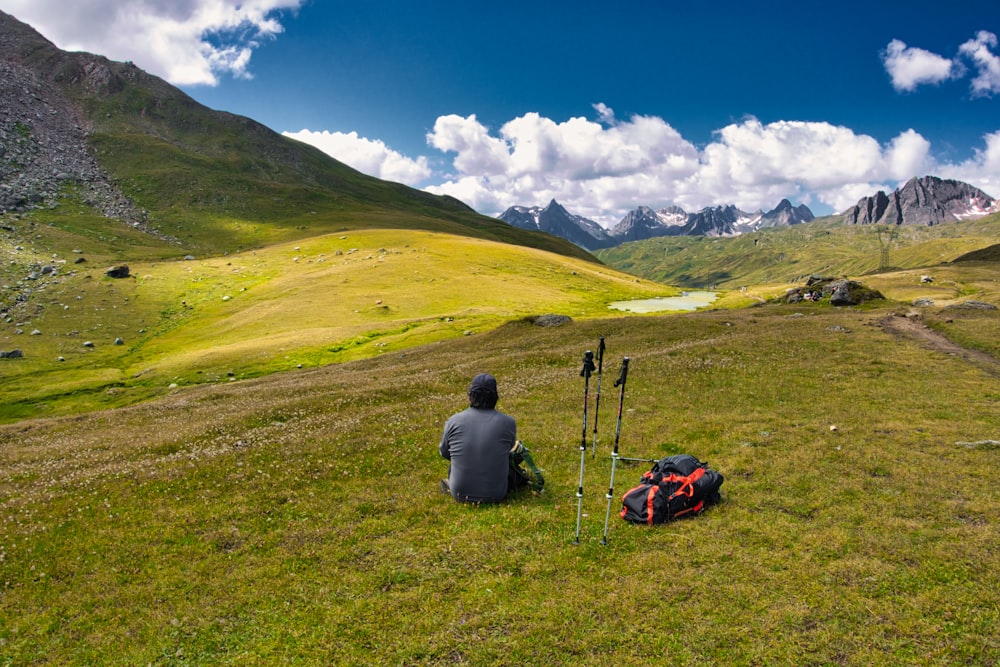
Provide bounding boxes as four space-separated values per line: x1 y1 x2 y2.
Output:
785 276 884 306
529 314 572 327
843 176 997 226
829 279 884 306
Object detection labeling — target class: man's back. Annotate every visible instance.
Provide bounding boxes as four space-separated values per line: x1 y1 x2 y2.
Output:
440 406 516 503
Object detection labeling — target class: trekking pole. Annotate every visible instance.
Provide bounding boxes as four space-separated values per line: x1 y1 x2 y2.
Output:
600 356 629 545
591 337 606 459
573 349 596 545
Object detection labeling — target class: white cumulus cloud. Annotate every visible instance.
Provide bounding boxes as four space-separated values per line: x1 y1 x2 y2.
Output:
938 130 1000 196
959 30 1000 97
425 108 701 224
283 130 431 186
885 129 933 181
420 107 983 224
881 38 958 92
426 114 513 176
882 31 1000 98
690 119 886 208
0 0 303 85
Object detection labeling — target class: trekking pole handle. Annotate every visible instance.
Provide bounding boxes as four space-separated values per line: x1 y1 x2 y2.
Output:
591 337 606 455
614 356 630 387
580 350 595 379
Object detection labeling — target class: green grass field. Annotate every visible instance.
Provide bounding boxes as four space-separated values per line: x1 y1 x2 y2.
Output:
0 224 675 422
2 264 998 665
3 165 999 663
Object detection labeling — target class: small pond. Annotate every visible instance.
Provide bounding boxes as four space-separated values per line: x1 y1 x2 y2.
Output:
608 290 719 313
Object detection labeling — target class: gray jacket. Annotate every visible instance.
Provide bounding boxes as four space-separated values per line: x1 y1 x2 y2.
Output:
440 407 517 502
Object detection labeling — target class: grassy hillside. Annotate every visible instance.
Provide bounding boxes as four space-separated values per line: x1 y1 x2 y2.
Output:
2 287 998 665
0 213 677 423
595 214 1000 288
85 126 592 260
4 13 593 262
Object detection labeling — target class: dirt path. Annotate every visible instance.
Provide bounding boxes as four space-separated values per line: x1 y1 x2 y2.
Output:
879 313 1000 377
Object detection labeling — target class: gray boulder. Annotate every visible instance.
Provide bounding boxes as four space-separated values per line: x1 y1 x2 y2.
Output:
106 264 130 278
829 279 884 306
530 314 572 327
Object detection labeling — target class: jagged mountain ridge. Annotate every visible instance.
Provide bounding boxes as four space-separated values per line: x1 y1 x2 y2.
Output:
499 198 815 250
498 199 615 249
612 206 687 244
501 176 997 250
843 176 997 226
760 198 817 229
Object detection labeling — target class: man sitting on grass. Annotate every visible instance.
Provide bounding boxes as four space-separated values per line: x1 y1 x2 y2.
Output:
439 373 531 503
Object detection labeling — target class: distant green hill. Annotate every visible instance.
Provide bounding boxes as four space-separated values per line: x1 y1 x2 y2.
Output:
954 242 1000 263
595 214 1000 288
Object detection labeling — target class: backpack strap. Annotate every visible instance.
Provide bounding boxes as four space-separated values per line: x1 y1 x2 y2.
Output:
664 467 706 501
671 499 705 519
618 482 657 525
668 468 705 519
643 485 658 525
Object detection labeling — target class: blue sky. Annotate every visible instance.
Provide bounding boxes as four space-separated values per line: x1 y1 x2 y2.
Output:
3 0 999 225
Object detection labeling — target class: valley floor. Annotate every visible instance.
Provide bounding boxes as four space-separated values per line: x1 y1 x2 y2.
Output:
2 297 998 665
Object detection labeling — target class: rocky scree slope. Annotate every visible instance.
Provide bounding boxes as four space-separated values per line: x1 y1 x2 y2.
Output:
0 12 147 227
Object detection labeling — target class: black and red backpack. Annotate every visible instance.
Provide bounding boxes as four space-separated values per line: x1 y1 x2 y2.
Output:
620 454 723 524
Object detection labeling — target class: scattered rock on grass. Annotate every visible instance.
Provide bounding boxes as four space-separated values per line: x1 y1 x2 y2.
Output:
946 300 997 311
529 314 572 327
